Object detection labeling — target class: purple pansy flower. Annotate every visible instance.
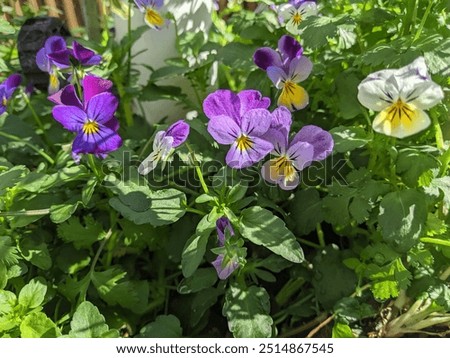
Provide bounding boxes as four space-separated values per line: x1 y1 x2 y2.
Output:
212 217 239 280
278 1 317 34
36 36 70 94
70 41 102 66
138 120 190 175
254 35 313 112
51 75 122 162
0 74 22 115
261 106 333 190
134 0 167 30
204 89 274 169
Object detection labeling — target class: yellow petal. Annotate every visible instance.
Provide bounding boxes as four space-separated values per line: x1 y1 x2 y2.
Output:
278 81 309 111
372 101 431 138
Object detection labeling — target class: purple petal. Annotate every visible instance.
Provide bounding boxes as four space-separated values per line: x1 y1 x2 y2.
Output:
212 254 239 280
45 36 67 54
47 50 70 69
86 92 118 124
0 105 6 115
289 56 313 82
72 125 122 157
72 41 102 65
216 217 234 246
4 74 22 93
48 85 82 107
237 90 270 117
203 90 240 123
278 35 303 62
82 75 113 103
291 125 334 161
36 48 50 72
287 141 314 170
104 117 120 132
267 66 287 88
271 106 292 131
133 0 148 11
226 136 273 169
253 47 282 70
207 115 240 145
52 105 86 131
240 108 272 137
264 128 288 155
165 119 190 147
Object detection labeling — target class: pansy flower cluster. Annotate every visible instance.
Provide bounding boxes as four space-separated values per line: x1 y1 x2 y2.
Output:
36 36 102 94
34 35 122 162
277 0 318 35
204 89 333 190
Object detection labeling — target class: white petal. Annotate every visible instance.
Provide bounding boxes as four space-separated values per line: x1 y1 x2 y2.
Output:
138 152 159 175
407 81 444 110
299 2 318 17
357 77 393 111
372 106 431 139
278 4 296 25
289 56 313 82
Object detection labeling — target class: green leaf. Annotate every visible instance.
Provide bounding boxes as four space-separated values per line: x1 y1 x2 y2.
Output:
329 126 369 153
335 72 362 120
69 301 116 338
177 268 218 294
334 297 376 324
19 238 52 270
301 14 352 48
0 236 19 266
368 259 412 300
424 176 450 208
0 18 15 34
57 216 104 249
91 268 149 313
49 201 79 223
239 206 304 263
18 277 47 311
396 148 439 187
0 166 27 196
81 178 98 205
190 287 222 327
20 312 60 338
181 210 220 278
137 315 182 338
428 283 450 310
109 188 186 226
223 284 273 338
332 322 354 338
378 189 428 252
139 83 186 102
289 188 324 235
312 247 357 310
216 42 258 70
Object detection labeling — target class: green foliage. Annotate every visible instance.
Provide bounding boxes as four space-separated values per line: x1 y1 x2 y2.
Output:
68 302 119 338
137 315 182 338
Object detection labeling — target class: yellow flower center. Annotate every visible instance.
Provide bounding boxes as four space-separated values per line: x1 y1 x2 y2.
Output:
292 12 302 26
49 73 60 92
145 8 164 27
271 156 297 183
2 96 7 107
278 81 308 111
83 120 100 135
383 99 415 129
236 135 253 151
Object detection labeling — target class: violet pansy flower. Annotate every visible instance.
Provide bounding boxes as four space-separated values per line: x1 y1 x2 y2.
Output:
262 106 333 190
358 57 444 138
254 35 313 112
279 1 317 35
134 0 167 30
204 89 274 169
0 74 22 115
212 217 239 280
70 41 102 67
138 120 190 175
36 36 70 94
51 75 122 162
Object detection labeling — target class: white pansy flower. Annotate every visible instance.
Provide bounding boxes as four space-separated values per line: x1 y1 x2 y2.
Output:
357 57 444 139
279 1 318 35
138 131 174 175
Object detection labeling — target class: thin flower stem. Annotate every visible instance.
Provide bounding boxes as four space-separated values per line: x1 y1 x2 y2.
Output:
431 109 445 151
186 142 209 194
127 1 132 84
0 208 50 217
420 237 450 248
185 207 208 216
413 0 434 43
297 238 322 249
0 131 54 164
439 146 450 177
316 223 325 247
87 154 102 180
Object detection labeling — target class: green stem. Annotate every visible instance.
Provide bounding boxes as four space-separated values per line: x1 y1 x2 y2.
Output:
298 238 322 249
439 146 450 177
126 0 132 85
431 109 445 151
185 207 207 216
0 131 54 164
0 208 50 217
169 181 198 196
112 72 134 127
87 154 102 180
316 223 325 247
186 142 209 194
413 0 434 43
401 0 417 36
420 237 450 247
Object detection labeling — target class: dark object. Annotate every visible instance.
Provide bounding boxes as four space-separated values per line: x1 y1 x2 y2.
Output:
17 16 70 90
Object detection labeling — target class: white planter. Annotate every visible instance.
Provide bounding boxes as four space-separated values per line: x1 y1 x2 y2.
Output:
114 0 214 123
